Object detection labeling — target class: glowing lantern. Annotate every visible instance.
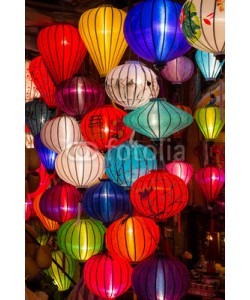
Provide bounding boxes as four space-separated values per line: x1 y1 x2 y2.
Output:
105 61 159 110
165 161 193 184
37 24 87 85
106 215 160 263
78 5 128 78
25 59 41 102
57 218 106 261
173 104 192 139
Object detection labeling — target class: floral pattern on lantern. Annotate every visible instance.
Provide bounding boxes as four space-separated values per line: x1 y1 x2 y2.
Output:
166 161 193 185
25 59 41 102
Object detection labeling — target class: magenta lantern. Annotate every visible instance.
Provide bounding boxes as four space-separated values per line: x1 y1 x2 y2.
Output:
166 161 193 185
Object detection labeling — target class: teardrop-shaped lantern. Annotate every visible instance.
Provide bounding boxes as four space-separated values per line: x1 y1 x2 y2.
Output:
173 104 192 139
25 59 41 102
55 76 105 120
194 106 225 141
195 166 225 202
124 98 193 141
29 56 57 108
57 218 106 261
166 160 193 184
124 0 191 69
78 5 128 78
105 61 159 110
37 24 87 85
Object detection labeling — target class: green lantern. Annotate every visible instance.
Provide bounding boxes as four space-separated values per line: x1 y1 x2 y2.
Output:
123 98 193 141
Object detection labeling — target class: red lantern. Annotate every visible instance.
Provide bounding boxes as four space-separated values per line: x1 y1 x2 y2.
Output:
25 200 33 221
83 252 133 299
80 105 133 152
165 160 193 185
130 170 189 222
37 24 87 85
29 56 56 108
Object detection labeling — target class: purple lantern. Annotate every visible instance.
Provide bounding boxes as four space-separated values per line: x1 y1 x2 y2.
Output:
55 76 105 120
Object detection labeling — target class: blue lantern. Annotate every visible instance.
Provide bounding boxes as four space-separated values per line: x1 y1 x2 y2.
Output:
82 179 132 226
124 0 191 70
105 141 157 189
195 50 225 82
34 132 57 173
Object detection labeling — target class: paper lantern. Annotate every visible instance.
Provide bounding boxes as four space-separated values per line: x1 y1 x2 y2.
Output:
78 5 128 77
82 179 131 226
194 106 225 141
173 104 192 139
195 50 225 81
165 161 193 184
45 250 76 292
40 116 83 153
195 166 225 202
130 170 189 222
106 215 160 263
55 143 105 189
80 105 133 152
55 76 105 120
83 252 133 299
132 255 190 300
124 0 191 69
37 24 87 85
123 98 193 141
39 181 82 224
25 59 41 102
105 141 157 188
29 56 57 108
57 218 106 261
105 61 159 110
180 0 225 57
161 56 194 85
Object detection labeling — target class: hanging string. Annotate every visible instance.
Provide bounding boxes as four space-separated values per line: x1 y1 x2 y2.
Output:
129 130 135 145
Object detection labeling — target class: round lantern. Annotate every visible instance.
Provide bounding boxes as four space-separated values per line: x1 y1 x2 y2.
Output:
166 161 193 185
55 143 105 189
57 217 106 261
55 76 105 120
105 141 157 188
195 50 225 81
37 24 87 85
80 105 133 152
29 56 56 108
195 166 225 202
180 0 225 57
161 56 195 85
25 59 41 102
132 255 190 300
45 250 76 292
39 181 82 224
78 5 128 78
194 106 225 141
123 98 193 141
82 179 131 226
106 215 160 263
130 170 189 222
173 104 192 139
83 252 133 299
105 61 159 110
40 116 84 153
124 0 191 69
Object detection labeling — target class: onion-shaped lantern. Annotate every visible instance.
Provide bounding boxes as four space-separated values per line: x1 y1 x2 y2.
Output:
194 106 225 141
83 252 133 299
124 0 191 70
82 179 131 226
106 215 160 263
166 161 193 185
105 61 159 110
40 116 84 153
105 141 157 188
27 216 49 246
173 104 192 139
55 76 105 120
25 59 40 102
195 166 225 202
124 98 193 141
57 218 106 261
37 24 87 85
80 105 133 152
55 143 105 189
130 170 189 222
78 5 128 78
132 255 190 300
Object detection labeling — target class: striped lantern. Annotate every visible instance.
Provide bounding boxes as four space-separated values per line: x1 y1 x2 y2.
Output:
105 61 159 110
25 59 41 102
57 218 106 261
166 161 193 185
173 104 192 139
26 216 49 246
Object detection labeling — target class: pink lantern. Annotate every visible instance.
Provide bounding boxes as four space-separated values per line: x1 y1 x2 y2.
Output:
165 160 193 184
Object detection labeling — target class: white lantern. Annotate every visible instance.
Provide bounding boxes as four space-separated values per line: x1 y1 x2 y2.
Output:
25 59 40 102
25 133 34 148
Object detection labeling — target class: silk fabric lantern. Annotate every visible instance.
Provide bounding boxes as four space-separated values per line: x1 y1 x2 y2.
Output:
25 59 41 102
173 104 192 139
105 61 159 110
78 5 128 78
166 161 193 185
37 24 87 85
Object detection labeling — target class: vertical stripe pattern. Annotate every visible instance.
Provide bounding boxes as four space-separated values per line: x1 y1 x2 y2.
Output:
165 161 193 185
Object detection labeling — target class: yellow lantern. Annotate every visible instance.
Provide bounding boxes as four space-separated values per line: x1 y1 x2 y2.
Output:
78 5 128 78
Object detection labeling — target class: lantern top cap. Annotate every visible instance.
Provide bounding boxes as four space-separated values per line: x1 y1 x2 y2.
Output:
149 98 167 102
